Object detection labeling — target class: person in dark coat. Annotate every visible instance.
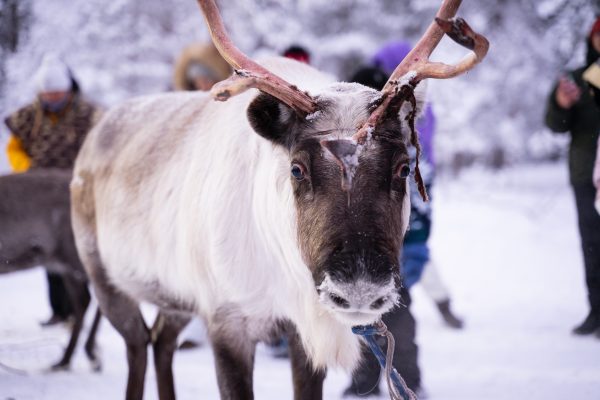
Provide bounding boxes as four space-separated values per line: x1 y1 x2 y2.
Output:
4 53 101 326
545 17 600 336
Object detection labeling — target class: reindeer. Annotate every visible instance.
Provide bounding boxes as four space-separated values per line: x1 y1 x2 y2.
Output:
0 169 101 371
70 0 488 398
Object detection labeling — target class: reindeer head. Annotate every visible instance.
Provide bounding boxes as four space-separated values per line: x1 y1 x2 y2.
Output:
197 0 488 326
245 82 424 325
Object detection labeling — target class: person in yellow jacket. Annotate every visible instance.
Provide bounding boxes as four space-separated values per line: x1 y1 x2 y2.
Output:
5 54 102 173
4 53 101 326
6 135 31 172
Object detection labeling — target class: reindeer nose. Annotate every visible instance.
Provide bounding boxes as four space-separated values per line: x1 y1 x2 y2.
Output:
324 287 394 311
328 292 351 309
317 275 398 314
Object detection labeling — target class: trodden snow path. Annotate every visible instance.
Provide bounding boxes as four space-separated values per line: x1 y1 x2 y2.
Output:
0 162 599 400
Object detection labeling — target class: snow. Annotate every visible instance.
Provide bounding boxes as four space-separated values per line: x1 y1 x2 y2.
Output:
397 71 417 88
306 110 322 122
366 125 375 142
1 162 599 400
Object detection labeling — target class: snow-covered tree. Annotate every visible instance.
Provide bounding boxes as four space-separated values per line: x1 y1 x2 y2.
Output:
0 0 598 172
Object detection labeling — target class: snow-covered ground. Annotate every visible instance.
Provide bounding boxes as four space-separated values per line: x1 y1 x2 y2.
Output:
1 162 599 399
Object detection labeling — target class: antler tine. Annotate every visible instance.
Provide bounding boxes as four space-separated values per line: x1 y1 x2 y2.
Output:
196 0 317 116
384 0 488 89
414 17 489 80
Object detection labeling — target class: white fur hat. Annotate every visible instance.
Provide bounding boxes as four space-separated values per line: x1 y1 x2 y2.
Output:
34 53 72 93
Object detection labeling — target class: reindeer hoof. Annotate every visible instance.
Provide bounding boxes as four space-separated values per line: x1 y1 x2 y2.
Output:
85 346 102 372
90 358 102 373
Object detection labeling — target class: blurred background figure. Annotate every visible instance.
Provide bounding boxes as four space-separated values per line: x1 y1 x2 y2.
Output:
544 17 600 337
372 40 464 329
3 53 101 326
281 44 311 64
173 42 232 91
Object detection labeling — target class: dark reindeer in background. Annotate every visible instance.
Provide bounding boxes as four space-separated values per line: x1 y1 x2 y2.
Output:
0 169 101 371
70 0 488 398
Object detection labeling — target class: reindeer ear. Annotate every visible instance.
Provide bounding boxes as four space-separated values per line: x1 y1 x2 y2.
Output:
247 92 297 147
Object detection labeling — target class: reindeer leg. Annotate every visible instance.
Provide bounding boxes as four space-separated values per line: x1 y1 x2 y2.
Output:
287 326 326 400
83 253 150 400
50 273 90 371
72 179 151 399
84 306 103 372
95 284 149 400
211 339 256 400
151 312 190 400
209 311 256 400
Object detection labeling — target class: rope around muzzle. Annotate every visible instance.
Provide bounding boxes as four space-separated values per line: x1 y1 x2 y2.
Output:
352 320 417 400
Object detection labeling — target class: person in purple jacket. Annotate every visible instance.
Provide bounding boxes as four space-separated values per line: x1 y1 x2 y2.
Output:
372 40 463 329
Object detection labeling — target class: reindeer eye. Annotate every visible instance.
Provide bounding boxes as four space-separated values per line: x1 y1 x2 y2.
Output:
291 163 306 181
397 164 411 179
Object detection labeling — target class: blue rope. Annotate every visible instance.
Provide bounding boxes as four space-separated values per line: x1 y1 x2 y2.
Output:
352 321 416 400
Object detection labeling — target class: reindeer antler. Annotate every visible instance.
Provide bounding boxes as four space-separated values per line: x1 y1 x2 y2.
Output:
351 0 489 201
196 0 317 116
355 0 488 144
385 17 488 86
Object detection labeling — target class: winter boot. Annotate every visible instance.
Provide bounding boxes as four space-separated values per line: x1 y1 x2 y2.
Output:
436 299 464 329
572 312 600 335
40 314 68 327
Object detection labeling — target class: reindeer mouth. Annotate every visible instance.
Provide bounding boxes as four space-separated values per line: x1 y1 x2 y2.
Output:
317 274 398 326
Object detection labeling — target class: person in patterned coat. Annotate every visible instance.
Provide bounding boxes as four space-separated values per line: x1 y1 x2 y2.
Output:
5 54 102 171
4 53 101 326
